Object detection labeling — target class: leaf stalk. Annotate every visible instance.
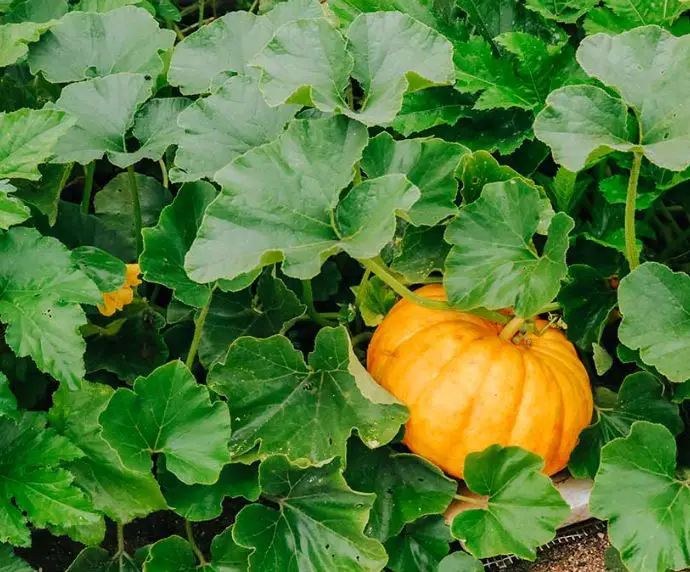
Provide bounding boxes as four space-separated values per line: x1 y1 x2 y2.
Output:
185 287 215 370
127 166 144 257
81 162 95 215
624 152 643 270
302 280 337 327
185 519 208 566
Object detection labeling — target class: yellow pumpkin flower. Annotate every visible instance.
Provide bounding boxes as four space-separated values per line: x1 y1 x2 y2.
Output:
97 263 142 317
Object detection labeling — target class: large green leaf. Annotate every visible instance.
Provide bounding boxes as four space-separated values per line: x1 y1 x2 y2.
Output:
251 12 454 126
141 182 215 308
48 381 167 524
167 0 322 95
71 246 126 293
95 171 171 259
169 75 298 183
390 87 473 136
0 180 29 229
2 0 68 23
160 461 259 522
0 412 103 546
558 264 620 350
569 372 682 479
361 132 468 226
456 0 562 41
618 262 690 382
444 179 573 318
385 517 452 572
524 0 598 22
99 360 232 484
0 108 74 180
14 163 72 226
186 116 420 283
208 326 407 465
67 547 140 572
0 21 49 68
390 225 449 283
0 227 100 389
198 272 305 368
344 439 455 541
450 445 569 560
0 545 33 572
535 26 690 172
457 150 529 204
51 73 153 166
0 373 19 420
590 422 690 572
438 552 483 572
85 308 169 383
28 6 175 83
233 456 387 571
584 0 688 33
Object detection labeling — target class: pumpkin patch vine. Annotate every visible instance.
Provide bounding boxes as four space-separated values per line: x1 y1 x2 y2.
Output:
0 1 689 571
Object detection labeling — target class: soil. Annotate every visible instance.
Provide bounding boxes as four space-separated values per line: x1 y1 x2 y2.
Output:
504 531 610 572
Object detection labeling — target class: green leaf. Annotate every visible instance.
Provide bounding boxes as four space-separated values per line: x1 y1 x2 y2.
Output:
0 412 104 546
252 12 454 126
51 73 153 166
361 132 468 226
144 535 196 572
385 517 452 572
85 308 169 383
0 227 100 389
48 381 167 524
524 0 598 23
71 246 126 293
599 174 661 209
141 182 215 308
208 326 407 465
390 225 449 283
95 171 171 260
450 445 569 560
160 461 259 521
75 0 139 11
28 6 175 83
592 342 613 375
458 150 527 204
0 545 33 572
456 0 562 41
590 421 690 572
437 552 484 572
3 0 68 23
0 21 49 68
354 275 397 327
391 87 473 136
584 0 688 33
536 26 690 172
444 179 573 318
14 163 73 225
186 116 419 282
67 547 140 572
169 75 298 183
569 372 682 479
167 1 322 96
0 108 75 181
99 360 232 484
0 180 29 229
618 262 690 382
198 272 306 368
234 456 387 571
344 439 455 541
558 264 619 350
0 373 19 420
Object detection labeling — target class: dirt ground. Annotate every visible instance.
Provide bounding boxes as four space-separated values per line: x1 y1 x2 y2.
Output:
504 531 610 571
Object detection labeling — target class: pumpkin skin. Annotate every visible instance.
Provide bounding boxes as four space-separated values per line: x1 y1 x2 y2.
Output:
367 284 593 478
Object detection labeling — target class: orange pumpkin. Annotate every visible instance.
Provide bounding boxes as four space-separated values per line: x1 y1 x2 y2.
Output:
367 284 593 478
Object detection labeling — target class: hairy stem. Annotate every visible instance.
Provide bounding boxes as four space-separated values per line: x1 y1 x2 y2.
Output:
127 166 143 257
81 162 95 215
302 280 337 327
158 158 169 189
625 152 643 270
454 494 482 504
350 331 373 347
185 520 207 566
186 288 215 369
537 302 561 314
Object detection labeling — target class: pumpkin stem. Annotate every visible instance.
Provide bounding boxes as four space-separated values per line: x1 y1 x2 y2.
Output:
499 316 526 342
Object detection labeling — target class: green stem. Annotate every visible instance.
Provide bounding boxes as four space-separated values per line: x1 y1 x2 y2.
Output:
185 520 207 566
625 152 643 270
180 2 200 16
537 302 561 314
116 522 125 555
249 0 259 12
127 166 143 257
302 281 337 327
499 316 526 342
173 23 185 41
186 287 214 369
198 0 205 24
158 159 169 190
350 331 372 347
81 162 95 215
